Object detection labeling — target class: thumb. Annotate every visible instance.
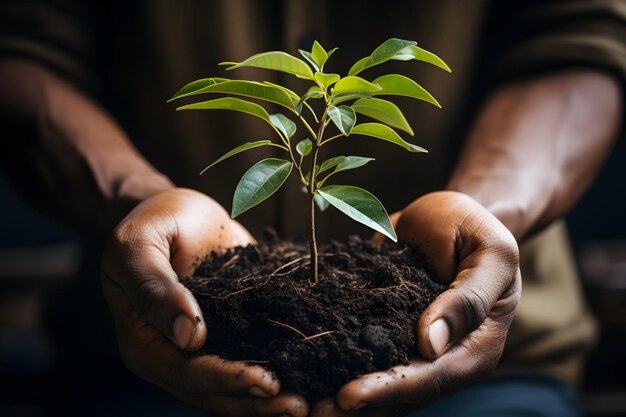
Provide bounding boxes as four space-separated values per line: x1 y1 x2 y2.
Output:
396 192 519 360
102 221 206 351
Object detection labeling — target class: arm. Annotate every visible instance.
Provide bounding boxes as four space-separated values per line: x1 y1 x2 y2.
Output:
316 70 622 417
0 59 307 416
448 70 622 241
0 59 174 230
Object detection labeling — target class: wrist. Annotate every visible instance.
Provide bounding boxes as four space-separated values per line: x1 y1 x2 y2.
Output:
111 171 175 220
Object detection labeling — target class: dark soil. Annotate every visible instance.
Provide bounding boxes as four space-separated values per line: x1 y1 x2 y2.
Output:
184 233 445 401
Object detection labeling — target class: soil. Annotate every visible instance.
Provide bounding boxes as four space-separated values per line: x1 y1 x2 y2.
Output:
184 232 445 401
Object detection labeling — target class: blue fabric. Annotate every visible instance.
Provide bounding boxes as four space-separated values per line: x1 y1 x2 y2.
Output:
408 375 580 417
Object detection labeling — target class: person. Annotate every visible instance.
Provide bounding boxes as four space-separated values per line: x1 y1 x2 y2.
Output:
0 1 624 416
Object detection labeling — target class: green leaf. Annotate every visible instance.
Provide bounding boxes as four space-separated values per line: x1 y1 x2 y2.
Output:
169 77 226 100
372 74 440 107
232 158 292 218
317 185 397 241
348 57 370 77
319 156 346 173
177 97 271 123
327 47 338 58
296 138 312 156
169 78 297 111
269 113 296 141
366 38 416 68
332 76 382 96
200 140 286 175
349 38 416 75
301 85 325 103
314 72 340 90
314 194 330 211
334 156 375 174
311 40 328 69
318 156 376 187
262 81 300 100
347 39 450 75
351 123 427 153
394 45 451 72
327 105 356 136
222 51 314 80
351 98 414 135
298 49 320 72
332 91 376 105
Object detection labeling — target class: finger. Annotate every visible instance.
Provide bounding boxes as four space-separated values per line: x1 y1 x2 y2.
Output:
248 392 309 417
337 317 508 410
185 393 308 417
103 285 282 398
103 228 206 351
312 397 407 417
179 356 281 398
417 260 520 360
396 192 520 359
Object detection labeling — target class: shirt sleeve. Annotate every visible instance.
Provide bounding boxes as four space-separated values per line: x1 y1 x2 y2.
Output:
0 0 96 92
483 0 626 89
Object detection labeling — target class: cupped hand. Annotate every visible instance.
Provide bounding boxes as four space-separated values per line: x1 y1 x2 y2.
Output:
312 191 521 417
101 188 308 417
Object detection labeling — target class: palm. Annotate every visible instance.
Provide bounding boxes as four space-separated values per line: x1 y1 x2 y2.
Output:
313 191 521 416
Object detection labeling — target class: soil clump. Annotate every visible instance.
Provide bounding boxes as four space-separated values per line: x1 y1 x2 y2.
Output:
185 233 445 401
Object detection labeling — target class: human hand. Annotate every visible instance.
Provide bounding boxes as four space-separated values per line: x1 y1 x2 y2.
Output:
101 188 308 417
312 191 521 416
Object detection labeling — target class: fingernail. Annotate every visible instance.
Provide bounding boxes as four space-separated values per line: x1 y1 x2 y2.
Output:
249 385 271 398
428 318 450 357
352 402 368 411
173 315 195 350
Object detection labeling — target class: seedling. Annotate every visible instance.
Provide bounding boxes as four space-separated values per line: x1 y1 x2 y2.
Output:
169 38 450 285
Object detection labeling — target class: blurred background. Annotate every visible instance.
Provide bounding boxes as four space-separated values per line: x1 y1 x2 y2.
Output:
568 138 626 417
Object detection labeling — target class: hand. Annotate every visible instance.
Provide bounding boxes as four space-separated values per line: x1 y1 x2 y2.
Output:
312 191 521 417
101 188 308 417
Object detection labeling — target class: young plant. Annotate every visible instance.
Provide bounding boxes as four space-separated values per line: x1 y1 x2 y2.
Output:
169 38 450 285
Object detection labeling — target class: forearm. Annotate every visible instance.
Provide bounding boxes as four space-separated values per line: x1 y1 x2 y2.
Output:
448 71 622 241
0 59 173 231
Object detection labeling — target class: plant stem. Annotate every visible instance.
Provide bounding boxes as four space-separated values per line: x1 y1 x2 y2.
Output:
307 112 328 285
308 189 318 285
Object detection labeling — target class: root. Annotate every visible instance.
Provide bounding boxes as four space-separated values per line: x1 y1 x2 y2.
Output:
269 255 310 276
215 254 240 273
265 319 335 345
222 286 256 298
302 330 335 341
265 318 309 341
